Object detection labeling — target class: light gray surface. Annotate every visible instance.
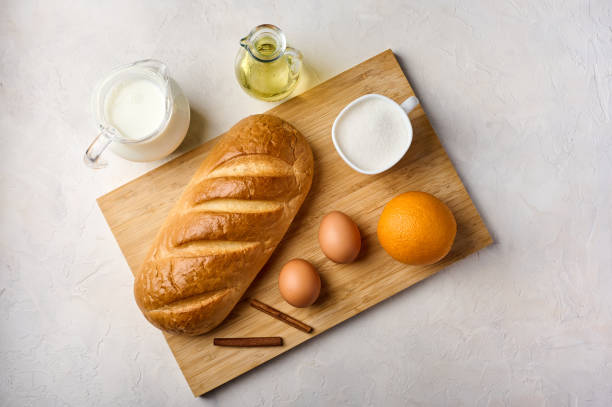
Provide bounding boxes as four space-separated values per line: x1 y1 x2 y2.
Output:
1 1 611 406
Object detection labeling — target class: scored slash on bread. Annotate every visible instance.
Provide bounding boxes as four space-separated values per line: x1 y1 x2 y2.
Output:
133 114 314 335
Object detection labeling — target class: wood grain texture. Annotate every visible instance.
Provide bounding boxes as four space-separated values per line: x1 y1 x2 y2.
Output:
97 49 492 396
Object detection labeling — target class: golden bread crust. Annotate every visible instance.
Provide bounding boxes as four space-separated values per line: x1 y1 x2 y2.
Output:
133 114 314 335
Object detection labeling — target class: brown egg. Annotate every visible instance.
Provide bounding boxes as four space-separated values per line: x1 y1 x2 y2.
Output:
278 259 321 308
318 211 361 263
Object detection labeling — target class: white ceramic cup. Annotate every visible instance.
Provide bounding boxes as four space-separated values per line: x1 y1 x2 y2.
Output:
331 94 420 174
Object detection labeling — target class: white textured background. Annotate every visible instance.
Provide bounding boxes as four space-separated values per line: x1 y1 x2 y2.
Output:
1 0 611 406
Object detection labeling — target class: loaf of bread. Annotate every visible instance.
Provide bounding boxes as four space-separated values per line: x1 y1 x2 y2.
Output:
134 114 314 335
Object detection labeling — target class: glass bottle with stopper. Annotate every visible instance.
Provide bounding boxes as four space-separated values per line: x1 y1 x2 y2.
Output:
235 24 303 102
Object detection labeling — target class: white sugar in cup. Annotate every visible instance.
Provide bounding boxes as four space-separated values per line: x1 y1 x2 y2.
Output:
332 94 419 175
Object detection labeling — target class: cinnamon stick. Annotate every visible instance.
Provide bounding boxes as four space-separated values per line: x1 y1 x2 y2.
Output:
213 337 283 347
250 299 314 333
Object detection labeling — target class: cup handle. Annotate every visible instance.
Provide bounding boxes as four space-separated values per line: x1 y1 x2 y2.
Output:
83 132 112 169
400 96 420 114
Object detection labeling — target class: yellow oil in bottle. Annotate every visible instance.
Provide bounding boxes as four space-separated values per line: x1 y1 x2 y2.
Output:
235 35 301 102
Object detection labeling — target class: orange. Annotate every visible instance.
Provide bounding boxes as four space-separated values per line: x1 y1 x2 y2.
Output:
377 191 457 265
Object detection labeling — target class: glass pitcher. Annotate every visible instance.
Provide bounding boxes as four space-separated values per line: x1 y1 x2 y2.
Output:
84 59 190 168
235 24 303 102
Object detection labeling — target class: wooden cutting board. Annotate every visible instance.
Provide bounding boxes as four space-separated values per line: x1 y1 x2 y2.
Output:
97 49 492 396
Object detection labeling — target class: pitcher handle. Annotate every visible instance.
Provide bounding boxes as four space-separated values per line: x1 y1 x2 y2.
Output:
83 131 112 169
400 96 420 114
285 47 303 76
